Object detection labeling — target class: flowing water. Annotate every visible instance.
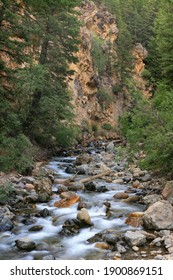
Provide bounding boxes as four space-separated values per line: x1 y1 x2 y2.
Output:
0 155 145 260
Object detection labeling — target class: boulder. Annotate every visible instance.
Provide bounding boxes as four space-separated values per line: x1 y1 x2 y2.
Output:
54 195 80 208
25 183 35 191
84 181 97 191
15 237 36 251
143 201 173 230
77 208 93 226
34 178 52 196
124 231 146 247
142 194 162 207
0 216 14 232
125 212 144 227
60 191 76 199
123 195 140 203
162 181 173 205
75 153 91 165
39 208 50 218
113 192 129 199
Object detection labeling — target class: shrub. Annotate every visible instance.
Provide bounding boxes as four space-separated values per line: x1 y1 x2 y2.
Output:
0 134 35 174
102 123 113 131
0 183 15 205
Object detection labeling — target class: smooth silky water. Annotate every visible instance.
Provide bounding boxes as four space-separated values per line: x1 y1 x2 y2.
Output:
0 156 145 260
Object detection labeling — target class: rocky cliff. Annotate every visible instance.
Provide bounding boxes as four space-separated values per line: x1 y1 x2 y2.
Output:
68 0 147 142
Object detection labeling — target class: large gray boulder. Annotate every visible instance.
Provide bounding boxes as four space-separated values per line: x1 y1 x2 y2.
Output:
162 181 173 205
143 201 173 230
124 230 146 247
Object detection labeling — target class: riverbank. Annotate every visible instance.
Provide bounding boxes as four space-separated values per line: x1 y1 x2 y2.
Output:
0 141 173 260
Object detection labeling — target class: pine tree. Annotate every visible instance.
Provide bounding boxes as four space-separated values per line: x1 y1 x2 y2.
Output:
22 0 81 148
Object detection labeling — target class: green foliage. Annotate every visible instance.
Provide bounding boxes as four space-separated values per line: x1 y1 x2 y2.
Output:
91 123 98 132
0 182 15 205
97 87 114 110
91 34 108 75
0 134 35 174
102 123 113 131
120 83 173 174
0 0 81 173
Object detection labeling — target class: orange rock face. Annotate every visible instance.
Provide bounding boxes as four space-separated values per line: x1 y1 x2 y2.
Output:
125 212 144 227
54 196 80 208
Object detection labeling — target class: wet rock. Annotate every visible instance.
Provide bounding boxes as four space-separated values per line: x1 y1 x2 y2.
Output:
87 232 103 243
125 212 144 227
162 181 173 205
68 183 84 191
96 185 108 192
37 193 50 203
143 201 173 230
77 201 89 210
60 191 76 199
123 195 140 203
0 216 14 232
142 194 162 208
56 185 68 194
29 225 44 232
77 208 93 226
15 237 36 251
59 219 81 236
84 181 97 191
124 231 146 247
65 166 76 174
103 233 120 245
54 195 80 208
95 242 111 250
113 192 129 199
76 164 89 175
75 153 91 165
39 208 50 218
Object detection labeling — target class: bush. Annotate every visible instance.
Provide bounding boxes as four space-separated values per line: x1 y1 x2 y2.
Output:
0 183 15 205
102 123 113 131
0 134 35 174
91 34 108 75
119 83 173 175
97 87 114 110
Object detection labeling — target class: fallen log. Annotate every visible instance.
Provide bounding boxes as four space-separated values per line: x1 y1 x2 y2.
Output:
77 170 112 184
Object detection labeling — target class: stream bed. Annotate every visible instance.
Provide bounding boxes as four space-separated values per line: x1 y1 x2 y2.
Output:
0 151 148 260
